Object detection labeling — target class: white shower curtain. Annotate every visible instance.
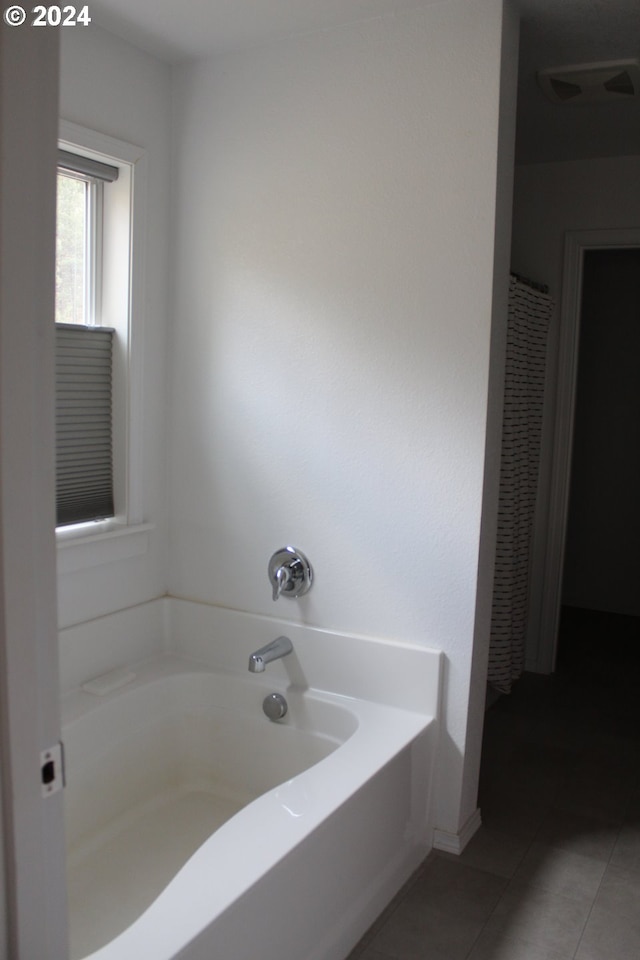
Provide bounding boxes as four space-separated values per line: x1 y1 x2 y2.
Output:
488 275 553 694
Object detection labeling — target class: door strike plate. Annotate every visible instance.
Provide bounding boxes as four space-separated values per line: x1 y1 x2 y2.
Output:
40 742 64 797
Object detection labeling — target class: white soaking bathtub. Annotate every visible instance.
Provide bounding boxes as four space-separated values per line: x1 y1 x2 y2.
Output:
60 600 441 960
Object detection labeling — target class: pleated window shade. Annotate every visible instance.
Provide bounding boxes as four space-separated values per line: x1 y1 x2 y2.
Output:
57 149 119 183
55 323 115 526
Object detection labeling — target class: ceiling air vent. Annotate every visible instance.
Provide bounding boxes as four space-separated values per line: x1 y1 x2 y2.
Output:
537 59 640 105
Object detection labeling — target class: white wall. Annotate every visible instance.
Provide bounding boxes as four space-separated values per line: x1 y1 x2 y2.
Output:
57 25 172 628
169 0 516 839
511 156 640 668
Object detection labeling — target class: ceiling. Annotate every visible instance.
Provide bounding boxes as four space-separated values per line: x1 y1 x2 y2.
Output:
516 0 640 162
87 0 442 63
88 0 640 164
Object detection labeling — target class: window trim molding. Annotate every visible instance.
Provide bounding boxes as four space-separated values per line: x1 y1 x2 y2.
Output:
57 120 148 558
56 521 154 573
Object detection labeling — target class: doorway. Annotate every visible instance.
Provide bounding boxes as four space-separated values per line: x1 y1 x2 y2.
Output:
557 246 640 675
540 230 640 671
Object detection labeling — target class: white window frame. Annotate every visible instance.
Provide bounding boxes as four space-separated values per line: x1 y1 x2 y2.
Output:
56 121 152 569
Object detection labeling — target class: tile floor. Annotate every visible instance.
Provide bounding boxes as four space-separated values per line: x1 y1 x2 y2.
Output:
347 608 640 959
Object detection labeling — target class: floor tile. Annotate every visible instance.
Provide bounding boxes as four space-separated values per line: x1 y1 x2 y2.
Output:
368 895 486 960
535 808 620 863
478 793 548 842
482 880 592 955
406 855 507 923
570 742 640 787
511 739 579 778
553 776 631 824
575 903 640 960
480 717 536 766
626 785 640 816
444 825 531 879
354 948 395 960
610 821 640 873
468 928 575 960
592 863 640 923
504 771 561 806
345 864 433 959
512 841 606 901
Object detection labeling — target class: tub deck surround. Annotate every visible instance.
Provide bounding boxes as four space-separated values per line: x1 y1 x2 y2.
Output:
165 596 441 714
58 595 442 711
58 597 168 696
59 599 442 960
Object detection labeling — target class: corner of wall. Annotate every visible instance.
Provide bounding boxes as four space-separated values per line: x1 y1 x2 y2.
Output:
460 0 520 825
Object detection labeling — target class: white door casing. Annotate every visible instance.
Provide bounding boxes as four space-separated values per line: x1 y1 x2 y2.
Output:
0 20 68 959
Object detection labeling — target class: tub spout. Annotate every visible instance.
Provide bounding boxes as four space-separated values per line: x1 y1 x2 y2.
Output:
248 636 293 673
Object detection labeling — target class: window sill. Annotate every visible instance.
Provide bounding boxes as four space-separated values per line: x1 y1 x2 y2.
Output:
56 522 153 573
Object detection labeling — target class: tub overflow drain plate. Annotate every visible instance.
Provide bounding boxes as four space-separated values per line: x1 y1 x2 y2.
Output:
263 693 288 721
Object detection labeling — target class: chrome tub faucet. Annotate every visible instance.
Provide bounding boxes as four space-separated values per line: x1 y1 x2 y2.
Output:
248 635 293 673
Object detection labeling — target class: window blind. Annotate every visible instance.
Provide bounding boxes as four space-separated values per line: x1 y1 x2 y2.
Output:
55 324 115 526
58 149 119 182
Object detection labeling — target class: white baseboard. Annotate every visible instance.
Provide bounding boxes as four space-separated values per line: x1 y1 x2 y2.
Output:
432 808 482 855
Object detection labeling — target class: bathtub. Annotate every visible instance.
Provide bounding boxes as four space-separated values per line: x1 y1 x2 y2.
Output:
60 599 441 960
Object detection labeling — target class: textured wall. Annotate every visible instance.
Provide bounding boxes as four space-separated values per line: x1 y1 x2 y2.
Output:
169 0 513 836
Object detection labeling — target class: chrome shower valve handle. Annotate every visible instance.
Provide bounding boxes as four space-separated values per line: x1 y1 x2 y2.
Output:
272 564 290 601
268 546 313 601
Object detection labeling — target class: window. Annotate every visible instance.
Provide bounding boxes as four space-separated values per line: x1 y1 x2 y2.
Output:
55 122 148 553
55 151 118 526
55 169 89 326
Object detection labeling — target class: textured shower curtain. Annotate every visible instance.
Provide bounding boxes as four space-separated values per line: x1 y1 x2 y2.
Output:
488 275 553 694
